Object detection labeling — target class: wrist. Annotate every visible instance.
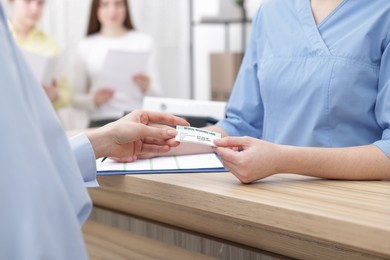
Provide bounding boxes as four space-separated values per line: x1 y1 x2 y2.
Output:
274 144 295 174
86 126 112 159
277 145 313 175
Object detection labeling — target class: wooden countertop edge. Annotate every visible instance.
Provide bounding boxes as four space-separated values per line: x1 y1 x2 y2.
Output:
88 176 390 259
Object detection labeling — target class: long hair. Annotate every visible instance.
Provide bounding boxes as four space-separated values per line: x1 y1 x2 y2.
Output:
86 0 134 36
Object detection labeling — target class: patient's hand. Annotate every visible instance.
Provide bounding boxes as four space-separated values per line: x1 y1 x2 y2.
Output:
94 87 114 107
87 110 189 160
133 73 150 94
42 80 59 103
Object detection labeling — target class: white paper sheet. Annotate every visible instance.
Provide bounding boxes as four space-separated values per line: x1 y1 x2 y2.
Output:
96 49 150 95
97 153 226 174
22 50 62 85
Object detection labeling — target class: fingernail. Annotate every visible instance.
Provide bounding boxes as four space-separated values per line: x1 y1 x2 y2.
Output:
167 129 177 136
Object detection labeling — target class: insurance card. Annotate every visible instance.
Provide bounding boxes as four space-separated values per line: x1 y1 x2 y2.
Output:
175 126 221 146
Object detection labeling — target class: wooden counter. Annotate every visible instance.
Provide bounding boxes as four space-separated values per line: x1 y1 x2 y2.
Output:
87 172 390 260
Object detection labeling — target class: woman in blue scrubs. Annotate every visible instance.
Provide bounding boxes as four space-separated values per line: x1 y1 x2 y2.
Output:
211 0 390 182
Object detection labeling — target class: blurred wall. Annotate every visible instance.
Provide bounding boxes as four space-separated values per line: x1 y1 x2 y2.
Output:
1 0 262 129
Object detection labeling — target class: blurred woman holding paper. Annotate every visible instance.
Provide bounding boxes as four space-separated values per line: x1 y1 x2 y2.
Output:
72 0 160 128
7 0 71 115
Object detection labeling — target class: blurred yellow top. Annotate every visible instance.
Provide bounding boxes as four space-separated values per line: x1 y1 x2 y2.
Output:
9 23 71 111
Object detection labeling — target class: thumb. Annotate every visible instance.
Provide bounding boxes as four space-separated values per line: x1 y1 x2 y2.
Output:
138 124 177 140
213 146 238 164
214 136 250 149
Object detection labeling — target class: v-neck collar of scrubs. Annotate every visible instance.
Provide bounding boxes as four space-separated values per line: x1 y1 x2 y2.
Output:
315 0 349 28
296 0 349 56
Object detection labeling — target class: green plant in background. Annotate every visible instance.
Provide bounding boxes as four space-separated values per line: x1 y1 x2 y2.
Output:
235 0 245 8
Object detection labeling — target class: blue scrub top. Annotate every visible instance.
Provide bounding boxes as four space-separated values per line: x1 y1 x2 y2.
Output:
218 0 390 157
0 4 96 259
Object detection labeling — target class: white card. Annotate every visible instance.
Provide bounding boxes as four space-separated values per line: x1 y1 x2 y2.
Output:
175 126 221 146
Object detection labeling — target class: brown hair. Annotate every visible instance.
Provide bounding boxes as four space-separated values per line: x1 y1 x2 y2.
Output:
86 0 134 36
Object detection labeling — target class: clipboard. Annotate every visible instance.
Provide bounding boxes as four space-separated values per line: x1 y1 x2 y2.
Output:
97 153 227 175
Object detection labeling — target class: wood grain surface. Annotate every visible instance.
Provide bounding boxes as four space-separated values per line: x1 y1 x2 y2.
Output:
88 173 390 260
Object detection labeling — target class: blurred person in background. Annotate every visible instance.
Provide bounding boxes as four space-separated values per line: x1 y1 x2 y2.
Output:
8 0 71 119
72 0 160 128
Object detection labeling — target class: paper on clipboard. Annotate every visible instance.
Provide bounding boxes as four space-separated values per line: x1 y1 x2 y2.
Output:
97 153 227 175
96 49 150 95
22 50 62 85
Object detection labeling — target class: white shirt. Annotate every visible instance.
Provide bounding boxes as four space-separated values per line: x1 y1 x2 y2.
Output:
0 3 96 259
72 31 161 121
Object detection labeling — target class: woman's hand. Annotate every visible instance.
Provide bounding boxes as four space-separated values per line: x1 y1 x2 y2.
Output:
94 88 114 107
133 74 150 94
214 136 282 183
87 110 189 161
42 80 59 103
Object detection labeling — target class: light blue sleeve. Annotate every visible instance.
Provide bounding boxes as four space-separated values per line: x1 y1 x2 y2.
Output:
0 4 90 259
217 8 265 138
70 133 99 187
373 33 390 158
